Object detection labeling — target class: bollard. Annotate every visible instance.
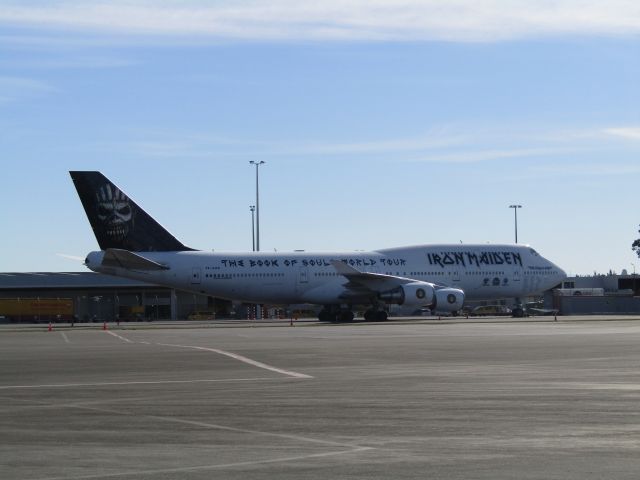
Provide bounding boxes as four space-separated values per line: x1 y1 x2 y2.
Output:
102 321 107 331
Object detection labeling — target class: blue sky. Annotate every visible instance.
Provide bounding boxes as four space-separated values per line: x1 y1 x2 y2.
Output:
1 1 639 276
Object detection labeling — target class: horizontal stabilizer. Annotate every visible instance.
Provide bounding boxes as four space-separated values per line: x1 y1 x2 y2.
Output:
101 249 169 271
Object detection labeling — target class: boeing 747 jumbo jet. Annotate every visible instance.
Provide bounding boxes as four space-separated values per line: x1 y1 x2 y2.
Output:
71 171 566 321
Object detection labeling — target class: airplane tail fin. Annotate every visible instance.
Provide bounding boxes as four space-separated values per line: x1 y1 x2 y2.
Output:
70 171 193 252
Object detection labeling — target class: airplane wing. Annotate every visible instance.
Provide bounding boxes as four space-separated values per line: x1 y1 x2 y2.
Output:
100 249 169 271
330 260 415 292
330 260 465 312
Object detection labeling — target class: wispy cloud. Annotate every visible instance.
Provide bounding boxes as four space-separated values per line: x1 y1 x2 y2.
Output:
0 76 55 91
0 75 57 104
603 126 640 141
0 1 638 43
0 56 136 70
125 128 470 159
410 147 579 164
529 162 640 176
265 130 469 156
123 123 640 163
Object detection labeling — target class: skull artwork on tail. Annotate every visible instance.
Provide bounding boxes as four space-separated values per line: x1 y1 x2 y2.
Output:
96 183 134 242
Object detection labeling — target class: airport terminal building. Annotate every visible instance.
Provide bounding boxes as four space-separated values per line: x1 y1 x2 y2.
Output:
552 272 640 315
0 272 227 323
2 270 640 322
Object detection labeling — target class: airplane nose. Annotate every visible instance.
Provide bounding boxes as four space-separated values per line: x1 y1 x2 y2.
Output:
553 264 567 284
545 259 566 285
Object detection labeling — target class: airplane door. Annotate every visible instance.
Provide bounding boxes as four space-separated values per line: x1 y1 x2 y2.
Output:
298 267 309 284
191 267 201 284
512 269 522 294
452 268 460 284
296 267 309 295
513 269 521 284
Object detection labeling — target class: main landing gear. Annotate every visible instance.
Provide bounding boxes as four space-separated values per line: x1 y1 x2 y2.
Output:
317 306 389 322
318 308 354 323
364 309 388 322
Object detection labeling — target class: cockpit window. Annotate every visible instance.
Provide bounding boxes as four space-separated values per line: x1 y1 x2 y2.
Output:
529 249 539 256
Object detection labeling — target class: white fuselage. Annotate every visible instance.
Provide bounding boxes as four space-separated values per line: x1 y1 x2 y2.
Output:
86 244 565 306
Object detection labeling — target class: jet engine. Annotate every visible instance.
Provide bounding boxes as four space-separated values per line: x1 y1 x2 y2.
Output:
378 282 436 307
433 287 465 312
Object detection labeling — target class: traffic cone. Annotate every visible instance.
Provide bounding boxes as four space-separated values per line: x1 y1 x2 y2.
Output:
102 321 107 331
48 322 52 332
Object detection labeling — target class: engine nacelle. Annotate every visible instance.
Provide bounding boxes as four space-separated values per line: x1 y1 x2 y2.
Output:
433 288 465 312
379 282 436 307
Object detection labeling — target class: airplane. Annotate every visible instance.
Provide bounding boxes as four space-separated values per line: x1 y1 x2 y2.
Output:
70 171 566 322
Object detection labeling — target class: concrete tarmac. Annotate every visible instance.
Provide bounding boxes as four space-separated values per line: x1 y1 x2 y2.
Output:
1 318 640 479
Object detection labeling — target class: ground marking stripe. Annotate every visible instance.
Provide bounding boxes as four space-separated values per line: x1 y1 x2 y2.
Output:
105 331 133 343
31 403 374 480
0 377 286 390
38 447 374 480
156 342 314 379
59 332 70 344
103 334 312 379
145 414 357 447
57 403 367 449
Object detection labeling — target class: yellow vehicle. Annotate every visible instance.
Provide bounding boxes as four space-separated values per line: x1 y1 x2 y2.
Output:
0 298 73 322
187 311 216 320
470 305 512 316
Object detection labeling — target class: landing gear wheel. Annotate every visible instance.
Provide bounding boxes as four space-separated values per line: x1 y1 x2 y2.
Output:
364 309 375 322
340 310 355 322
375 311 388 322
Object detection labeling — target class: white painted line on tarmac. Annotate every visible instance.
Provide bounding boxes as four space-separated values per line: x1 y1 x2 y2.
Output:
146 414 358 447
156 342 313 379
558 382 640 391
59 332 70 344
38 447 374 480
0 377 285 390
69 403 361 449
34 403 373 480
105 331 133 343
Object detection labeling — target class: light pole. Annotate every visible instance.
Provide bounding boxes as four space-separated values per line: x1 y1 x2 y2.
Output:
509 205 522 244
631 263 636 276
249 161 265 251
249 205 256 252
